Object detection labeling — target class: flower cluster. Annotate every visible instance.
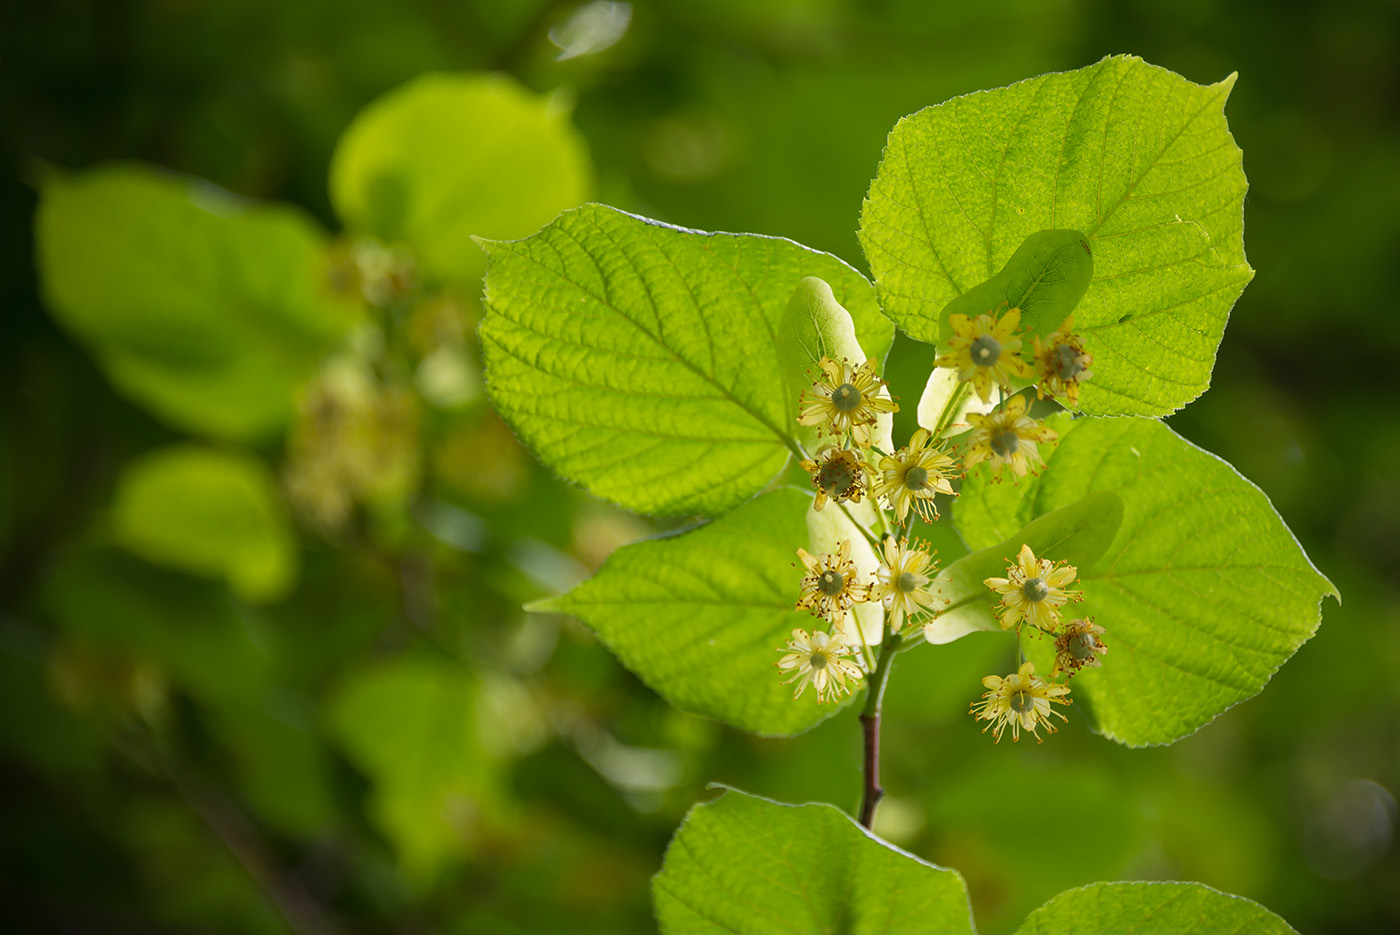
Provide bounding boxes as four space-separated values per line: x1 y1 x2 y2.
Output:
779 534 947 703
969 544 1108 743
936 308 1095 484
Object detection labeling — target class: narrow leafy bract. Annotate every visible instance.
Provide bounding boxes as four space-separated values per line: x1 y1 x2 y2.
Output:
925 489 1123 645
1015 881 1298 935
329 72 592 285
479 204 893 517
532 488 849 736
35 165 351 440
653 788 975 935
937 229 1094 345
958 417 1338 745
860 55 1252 416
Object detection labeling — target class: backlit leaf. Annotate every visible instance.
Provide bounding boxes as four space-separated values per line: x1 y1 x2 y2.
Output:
479 204 892 517
860 55 1252 416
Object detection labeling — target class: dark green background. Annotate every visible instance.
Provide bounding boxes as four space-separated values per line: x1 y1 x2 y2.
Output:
2 0 1396 932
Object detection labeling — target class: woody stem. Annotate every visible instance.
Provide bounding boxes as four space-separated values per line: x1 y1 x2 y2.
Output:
858 629 901 829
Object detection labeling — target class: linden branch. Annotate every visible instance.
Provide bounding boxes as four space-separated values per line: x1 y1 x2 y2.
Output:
858 629 901 829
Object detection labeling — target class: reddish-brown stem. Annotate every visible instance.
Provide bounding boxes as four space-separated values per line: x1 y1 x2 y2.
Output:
858 632 900 829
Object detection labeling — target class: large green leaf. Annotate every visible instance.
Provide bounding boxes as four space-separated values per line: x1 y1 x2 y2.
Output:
330 72 592 285
653 788 974 935
533 487 846 736
958 417 1337 745
859 55 1252 416
35 164 350 440
479 204 893 517
324 656 499 887
110 445 297 604
1015 882 1297 935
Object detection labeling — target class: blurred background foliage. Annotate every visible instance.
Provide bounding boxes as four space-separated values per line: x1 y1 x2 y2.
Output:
1 0 1397 932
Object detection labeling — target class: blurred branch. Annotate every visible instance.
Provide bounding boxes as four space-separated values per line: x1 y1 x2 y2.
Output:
149 742 340 935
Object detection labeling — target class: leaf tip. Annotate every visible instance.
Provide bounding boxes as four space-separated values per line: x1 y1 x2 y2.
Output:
523 595 564 614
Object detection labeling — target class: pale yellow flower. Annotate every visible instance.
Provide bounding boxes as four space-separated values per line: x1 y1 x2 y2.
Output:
1033 316 1094 406
935 307 1033 403
984 543 1082 633
1052 617 1108 679
962 394 1057 481
874 428 957 523
970 661 1071 743
800 446 869 512
798 356 899 446
872 537 945 632
795 539 871 625
775 628 866 702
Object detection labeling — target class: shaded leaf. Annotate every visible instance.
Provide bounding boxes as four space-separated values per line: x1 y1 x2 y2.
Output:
330 72 592 284
36 164 350 440
324 656 498 887
111 445 297 604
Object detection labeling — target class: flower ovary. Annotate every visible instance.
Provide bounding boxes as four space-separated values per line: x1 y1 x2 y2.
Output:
990 429 1020 458
1022 577 1050 602
1051 342 1084 380
970 334 1002 366
818 570 846 597
831 383 863 412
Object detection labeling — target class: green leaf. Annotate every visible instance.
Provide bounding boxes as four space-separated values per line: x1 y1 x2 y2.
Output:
937 229 1094 344
859 55 1252 416
653 787 974 935
330 72 592 285
536 488 849 736
35 164 351 440
479 204 893 517
111 445 297 604
965 417 1337 745
324 656 499 887
925 488 1123 645
1015 882 1298 935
